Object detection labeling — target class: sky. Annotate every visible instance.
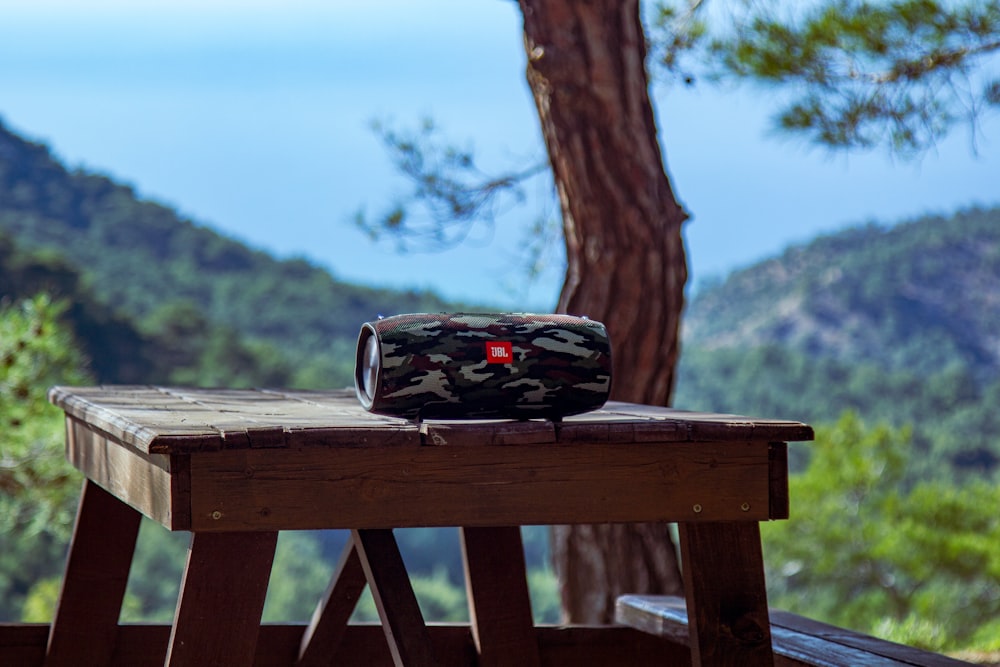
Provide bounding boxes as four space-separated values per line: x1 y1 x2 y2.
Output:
1 0 998 310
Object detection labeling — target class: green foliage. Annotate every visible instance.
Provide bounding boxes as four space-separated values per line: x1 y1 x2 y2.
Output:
676 207 1000 481
119 520 189 623
684 207 1000 383
20 577 61 623
650 0 710 85
354 118 548 253
0 530 70 623
0 233 152 384
0 295 89 535
762 413 1000 652
0 295 91 620
411 569 469 622
675 345 1000 480
1 231 299 389
349 563 559 624
139 300 295 388
527 568 562 624
262 532 337 622
653 0 1000 155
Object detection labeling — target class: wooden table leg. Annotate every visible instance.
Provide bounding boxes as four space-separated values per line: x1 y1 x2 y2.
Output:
678 522 774 667
460 526 541 667
165 531 278 667
297 539 368 666
45 479 142 667
353 528 439 667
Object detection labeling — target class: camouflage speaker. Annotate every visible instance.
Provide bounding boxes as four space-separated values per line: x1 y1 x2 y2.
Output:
354 313 612 419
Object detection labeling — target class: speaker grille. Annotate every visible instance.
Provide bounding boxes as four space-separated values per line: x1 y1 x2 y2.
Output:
355 313 612 419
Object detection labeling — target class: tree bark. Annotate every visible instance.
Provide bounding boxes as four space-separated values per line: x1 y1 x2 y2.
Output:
518 0 689 624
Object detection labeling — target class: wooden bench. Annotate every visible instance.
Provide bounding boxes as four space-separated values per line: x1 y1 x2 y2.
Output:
616 595 975 667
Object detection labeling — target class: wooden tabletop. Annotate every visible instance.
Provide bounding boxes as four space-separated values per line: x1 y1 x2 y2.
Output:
48 385 814 455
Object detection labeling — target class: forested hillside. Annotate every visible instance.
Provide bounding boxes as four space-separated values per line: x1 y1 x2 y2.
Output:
682 208 1000 380
0 120 462 387
674 208 1000 481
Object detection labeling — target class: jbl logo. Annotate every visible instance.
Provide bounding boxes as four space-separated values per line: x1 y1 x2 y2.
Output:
486 341 513 364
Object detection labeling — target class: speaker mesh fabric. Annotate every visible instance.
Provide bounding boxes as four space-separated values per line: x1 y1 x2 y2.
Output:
354 313 612 419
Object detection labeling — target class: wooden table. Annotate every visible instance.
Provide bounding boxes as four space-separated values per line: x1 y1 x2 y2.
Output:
45 385 813 667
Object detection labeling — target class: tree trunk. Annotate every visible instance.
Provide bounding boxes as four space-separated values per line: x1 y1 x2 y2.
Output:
518 0 690 624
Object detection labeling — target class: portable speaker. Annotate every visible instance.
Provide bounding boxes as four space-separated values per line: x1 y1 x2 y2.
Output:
354 313 612 419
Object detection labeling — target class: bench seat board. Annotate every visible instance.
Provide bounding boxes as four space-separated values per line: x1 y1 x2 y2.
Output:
615 596 974 667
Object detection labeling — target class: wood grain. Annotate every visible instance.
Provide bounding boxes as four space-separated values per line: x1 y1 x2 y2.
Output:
64 418 183 529
769 443 790 520
45 480 142 667
460 527 541 667
49 387 813 455
186 440 777 531
616 596 975 667
679 523 775 667
3 623 683 667
767 610 974 667
297 542 367 666
165 531 278 667
353 529 439 667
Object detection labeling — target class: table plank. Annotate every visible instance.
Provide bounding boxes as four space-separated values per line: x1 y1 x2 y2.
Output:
186 440 778 531
49 387 813 456
297 541 368 667
48 386 422 454
46 480 142 667
679 522 775 667
460 527 541 667
353 529 440 667
4 623 686 666
64 418 181 528
165 531 278 667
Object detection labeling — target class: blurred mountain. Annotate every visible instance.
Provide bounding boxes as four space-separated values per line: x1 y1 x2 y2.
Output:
0 119 464 387
676 208 1000 479
683 207 1000 381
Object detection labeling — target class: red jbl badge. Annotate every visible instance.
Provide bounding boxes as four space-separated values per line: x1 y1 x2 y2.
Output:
486 341 513 364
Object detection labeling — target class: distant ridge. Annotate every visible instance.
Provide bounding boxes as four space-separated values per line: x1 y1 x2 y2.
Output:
0 118 468 385
683 207 1000 381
